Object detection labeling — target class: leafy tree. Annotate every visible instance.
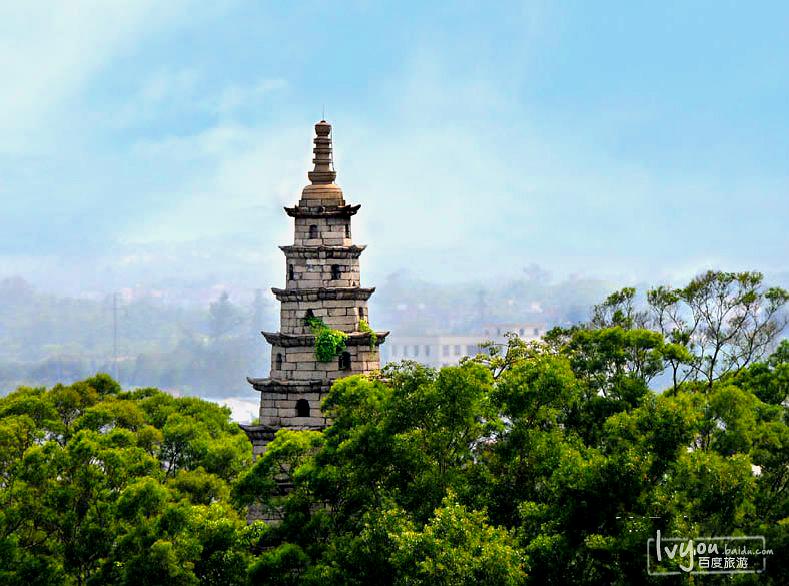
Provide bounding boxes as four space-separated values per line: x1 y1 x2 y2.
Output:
389 495 526 585
0 375 254 586
648 271 788 390
590 286 648 330
232 275 787 585
2 273 787 585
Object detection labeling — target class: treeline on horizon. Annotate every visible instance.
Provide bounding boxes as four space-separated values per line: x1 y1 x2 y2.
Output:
0 269 617 398
0 270 787 585
0 279 273 398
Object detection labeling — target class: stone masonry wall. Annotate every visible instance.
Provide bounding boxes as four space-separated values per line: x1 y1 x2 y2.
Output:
279 299 369 334
293 216 351 247
286 256 360 289
270 344 379 381
258 389 329 428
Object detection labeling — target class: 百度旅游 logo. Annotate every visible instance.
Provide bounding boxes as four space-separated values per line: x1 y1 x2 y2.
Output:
647 530 771 575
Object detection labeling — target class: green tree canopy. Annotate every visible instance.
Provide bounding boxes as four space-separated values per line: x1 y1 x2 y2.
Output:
0 375 255 586
2 272 787 585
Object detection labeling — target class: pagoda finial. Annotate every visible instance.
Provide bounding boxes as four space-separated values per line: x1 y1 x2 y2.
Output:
307 120 336 184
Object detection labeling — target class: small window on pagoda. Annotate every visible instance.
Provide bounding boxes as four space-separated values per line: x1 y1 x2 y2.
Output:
345 224 351 238
288 264 294 280
275 353 283 370
358 306 365 320
331 264 341 280
339 351 351 371
295 399 310 417
309 224 318 239
304 309 315 324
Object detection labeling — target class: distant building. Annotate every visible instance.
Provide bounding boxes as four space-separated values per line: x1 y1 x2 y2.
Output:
481 323 545 340
382 322 546 368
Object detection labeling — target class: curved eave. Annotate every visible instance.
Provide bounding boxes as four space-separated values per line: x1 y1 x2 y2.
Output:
284 204 361 218
279 244 366 259
238 423 277 442
261 330 390 348
271 286 375 302
246 377 325 393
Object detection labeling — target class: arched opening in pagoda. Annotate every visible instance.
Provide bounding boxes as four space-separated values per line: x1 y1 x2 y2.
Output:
339 351 351 371
295 399 310 417
275 353 283 370
331 264 341 280
308 224 318 239
288 264 294 280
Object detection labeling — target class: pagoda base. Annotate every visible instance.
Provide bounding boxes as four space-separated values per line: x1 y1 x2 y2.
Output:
244 378 332 456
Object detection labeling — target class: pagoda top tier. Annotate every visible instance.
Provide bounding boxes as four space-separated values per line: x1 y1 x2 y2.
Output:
301 120 344 204
307 120 335 184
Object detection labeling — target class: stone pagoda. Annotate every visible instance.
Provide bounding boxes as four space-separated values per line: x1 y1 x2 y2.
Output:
242 120 388 457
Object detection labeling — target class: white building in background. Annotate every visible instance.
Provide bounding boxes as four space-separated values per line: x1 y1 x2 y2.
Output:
382 322 547 369
481 323 545 339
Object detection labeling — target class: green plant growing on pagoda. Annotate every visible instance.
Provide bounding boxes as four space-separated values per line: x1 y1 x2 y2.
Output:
358 318 377 350
305 315 349 362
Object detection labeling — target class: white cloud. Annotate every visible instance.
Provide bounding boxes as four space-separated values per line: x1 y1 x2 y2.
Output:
109 59 664 285
212 78 288 115
132 123 262 160
139 68 200 104
3 11 781 295
0 0 190 153
122 125 310 252
105 67 201 128
212 396 259 423
110 72 286 129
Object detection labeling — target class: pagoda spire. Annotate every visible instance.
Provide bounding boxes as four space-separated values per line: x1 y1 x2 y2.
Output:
307 120 336 184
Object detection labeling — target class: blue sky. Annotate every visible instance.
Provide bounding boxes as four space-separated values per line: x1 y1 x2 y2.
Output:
1 1 787 294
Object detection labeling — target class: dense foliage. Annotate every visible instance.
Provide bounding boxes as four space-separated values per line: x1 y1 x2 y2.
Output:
0 375 256 585
232 341 787 584
1 271 787 584
358 319 377 350
233 271 788 585
304 316 349 362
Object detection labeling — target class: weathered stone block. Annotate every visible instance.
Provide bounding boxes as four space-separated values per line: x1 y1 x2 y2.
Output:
296 417 326 426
